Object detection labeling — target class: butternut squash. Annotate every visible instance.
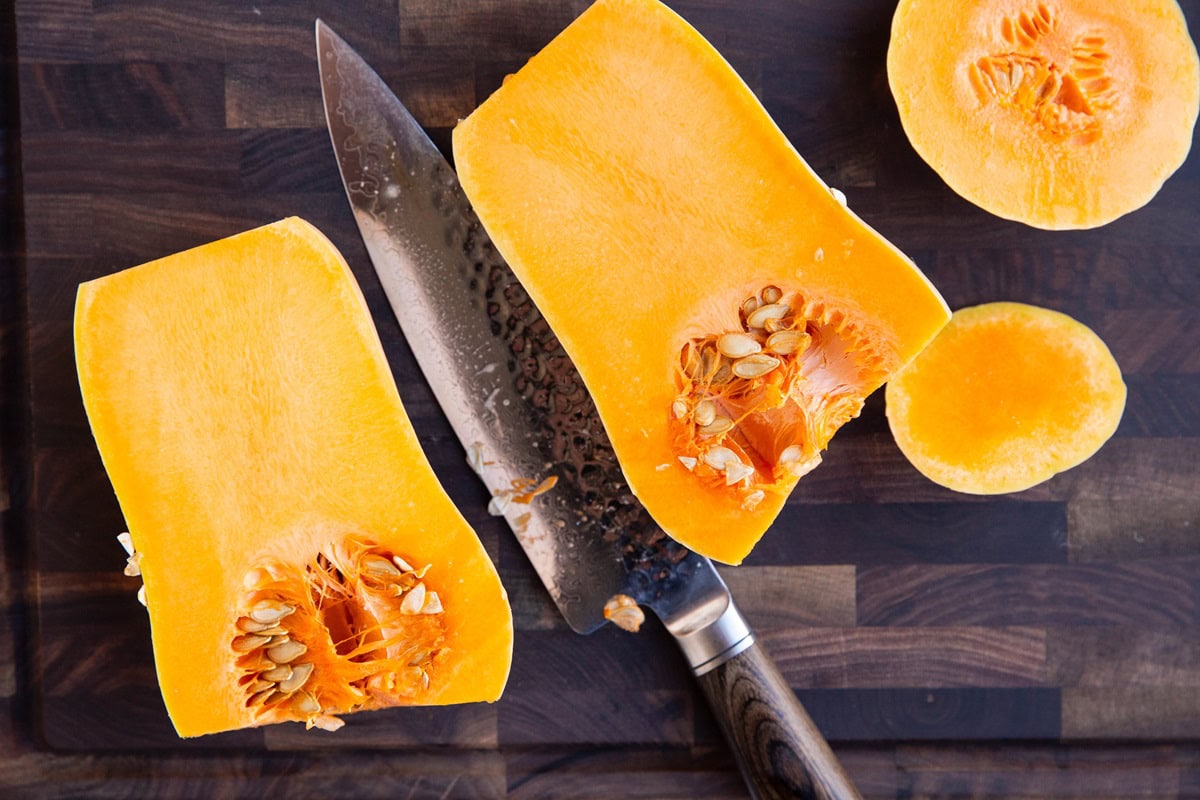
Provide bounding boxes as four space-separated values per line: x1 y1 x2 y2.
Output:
886 302 1126 494
453 0 950 564
75 218 512 737
888 0 1200 229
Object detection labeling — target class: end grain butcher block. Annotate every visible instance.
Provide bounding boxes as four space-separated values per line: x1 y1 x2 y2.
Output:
11 0 1200 791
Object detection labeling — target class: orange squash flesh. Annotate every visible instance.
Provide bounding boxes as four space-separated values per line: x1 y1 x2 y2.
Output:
885 302 1126 494
888 0 1200 229
75 218 512 737
453 0 951 564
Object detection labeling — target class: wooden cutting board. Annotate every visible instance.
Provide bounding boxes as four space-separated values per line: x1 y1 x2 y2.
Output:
18 0 1200 754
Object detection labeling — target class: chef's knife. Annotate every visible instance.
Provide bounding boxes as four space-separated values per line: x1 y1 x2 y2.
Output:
317 20 859 799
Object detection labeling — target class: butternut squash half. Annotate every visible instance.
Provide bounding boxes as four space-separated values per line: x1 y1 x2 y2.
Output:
453 0 951 564
75 218 512 737
888 0 1200 229
886 302 1126 494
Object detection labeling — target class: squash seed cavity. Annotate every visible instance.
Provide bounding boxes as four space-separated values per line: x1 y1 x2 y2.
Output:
671 285 885 506
233 536 448 731
968 4 1114 143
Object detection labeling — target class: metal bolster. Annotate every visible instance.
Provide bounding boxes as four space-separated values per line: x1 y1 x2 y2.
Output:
673 597 755 676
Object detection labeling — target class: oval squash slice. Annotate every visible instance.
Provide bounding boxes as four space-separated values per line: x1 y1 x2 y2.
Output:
886 302 1126 494
75 217 513 737
453 0 950 564
888 0 1200 229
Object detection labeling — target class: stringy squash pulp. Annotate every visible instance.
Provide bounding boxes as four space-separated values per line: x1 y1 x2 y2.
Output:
75 218 512 737
454 0 951 564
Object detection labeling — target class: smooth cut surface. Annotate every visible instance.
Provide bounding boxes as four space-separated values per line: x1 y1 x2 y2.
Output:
454 0 949 564
75 218 512 737
886 302 1126 494
888 0 1200 229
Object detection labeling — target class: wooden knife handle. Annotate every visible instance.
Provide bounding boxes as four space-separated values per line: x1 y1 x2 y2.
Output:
696 640 861 800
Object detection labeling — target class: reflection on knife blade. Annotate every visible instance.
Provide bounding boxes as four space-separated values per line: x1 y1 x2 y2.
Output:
456 240 698 600
316 19 719 635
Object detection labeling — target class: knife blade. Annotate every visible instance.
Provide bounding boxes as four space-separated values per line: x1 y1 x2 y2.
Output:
317 19 859 799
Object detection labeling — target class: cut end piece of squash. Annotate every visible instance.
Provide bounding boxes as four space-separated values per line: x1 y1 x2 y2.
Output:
888 0 1200 229
75 218 513 737
885 302 1126 494
453 0 950 564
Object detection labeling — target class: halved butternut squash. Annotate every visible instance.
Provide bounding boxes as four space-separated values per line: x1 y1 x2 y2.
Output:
886 302 1126 494
453 0 950 564
75 217 512 737
888 0 1200 229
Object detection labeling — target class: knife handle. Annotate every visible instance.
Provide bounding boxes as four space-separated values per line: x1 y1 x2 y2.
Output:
695 638 861 800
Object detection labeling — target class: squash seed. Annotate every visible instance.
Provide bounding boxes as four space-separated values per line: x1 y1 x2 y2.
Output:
603 594 645 633
764 316 791 334
278 662 314 694
671 398 689 419
694 398 717 427
293 691 321 715
488 492 512 516
778 444 804 465
732 354 781 379
237 616 273 634
740 296 759 320
117 532 135 556
422 591 444 615
136 585 147 607
698 415 734 437
401 582 427 615
249 600 295 625
392 554 417 574
362 555 402 577
698 346 718 380
678 455 698 471
765 330 810 355
716 332 762 359
725 460 755 486
311 714 345 732
261 664 293 683
232 633 271 653
746 302 789 329
266 640 307 664
703 446 740 470
761 285 783 304
710 360 733 385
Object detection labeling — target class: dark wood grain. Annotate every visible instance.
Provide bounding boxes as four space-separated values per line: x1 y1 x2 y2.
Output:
1069 497 1200 561
857 560 1200 628
743 501 1068 565
760 626 1049 688
19 62 227 130
697 642 862 800
721 566 857 627
788 688 1063 742
7 0 1200 795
